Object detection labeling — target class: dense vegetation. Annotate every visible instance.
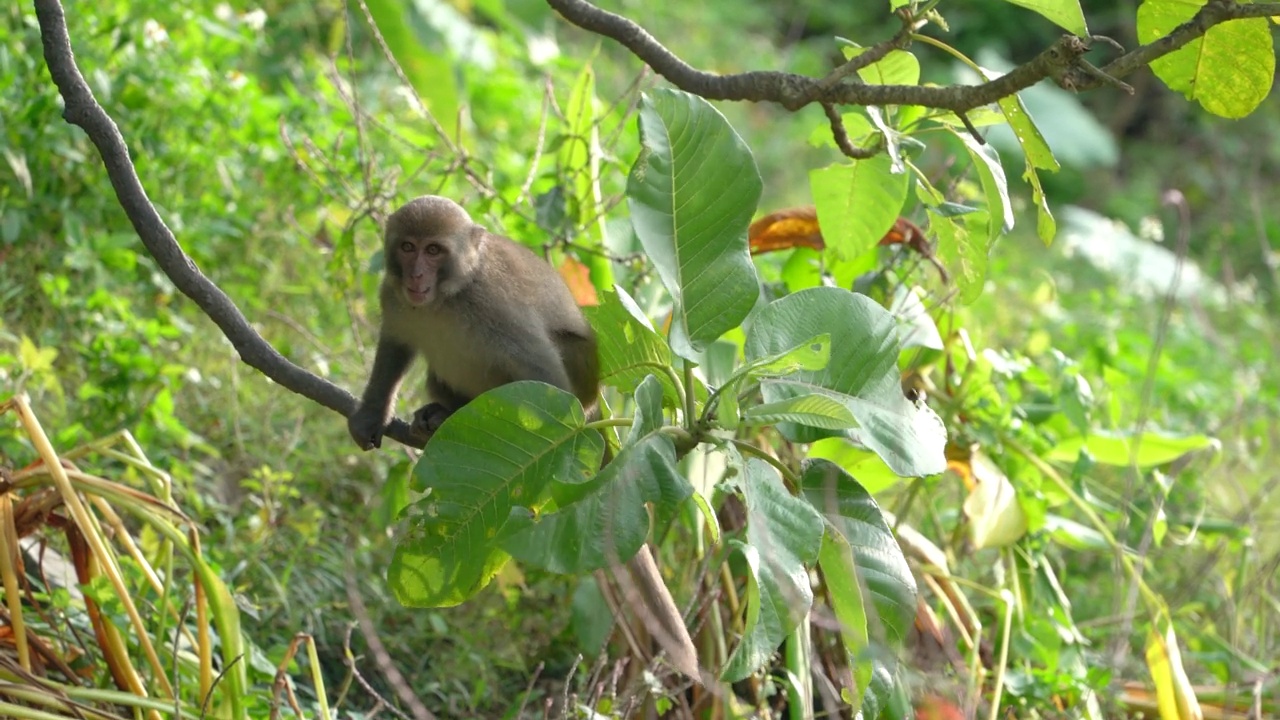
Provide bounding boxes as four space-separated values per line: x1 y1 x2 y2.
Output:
2 0 1278 718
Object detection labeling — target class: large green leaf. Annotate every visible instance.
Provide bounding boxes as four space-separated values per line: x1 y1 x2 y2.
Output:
627 88 763 359
744 288 947 477
502 433 689 574
389 382 601 607
1137 0 1275 118
743 394 859 430
802 460 917 645
501 376 689 574
855 49 921 87
809 154 909 261
722 460 824 681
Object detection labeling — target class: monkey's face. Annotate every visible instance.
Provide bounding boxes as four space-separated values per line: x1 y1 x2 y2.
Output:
392 236 450 306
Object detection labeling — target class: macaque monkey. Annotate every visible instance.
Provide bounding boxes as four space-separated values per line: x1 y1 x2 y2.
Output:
349 196 700 681
347 195 600 447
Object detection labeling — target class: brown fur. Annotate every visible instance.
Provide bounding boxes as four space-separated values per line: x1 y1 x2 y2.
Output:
348 196 599 449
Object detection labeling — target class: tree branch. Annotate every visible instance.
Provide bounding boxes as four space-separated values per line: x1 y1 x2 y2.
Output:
32 0 423 449
546 0 1280 112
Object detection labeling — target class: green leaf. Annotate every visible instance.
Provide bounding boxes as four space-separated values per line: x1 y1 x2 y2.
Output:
722 460 824 681
729 333 832 383
807 439 905 494
956 130 1014 240
743 394 859 430
744 288 947 477
810 154 909 261
1000 0 1088 35
1047 431 1218 468
1138 0 1275 118
1024 160 1058 244
817 529 871 712
18 336 57 372
801 459 917 645
628 88 763 358
853 49 921 87
502 432 690 574
982 70 1059 173
887 286 943 351
628 374 666 441
560 62 612 287
585 288 681 408
389 382 601 607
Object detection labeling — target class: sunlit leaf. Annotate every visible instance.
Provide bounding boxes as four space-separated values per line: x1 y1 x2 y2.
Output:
1000 0 1088 35
1138 0 1275 118
1047 431 1217 468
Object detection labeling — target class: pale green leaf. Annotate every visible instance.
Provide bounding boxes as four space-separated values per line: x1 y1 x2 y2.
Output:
1138 0 1275 118
1001 0 1088 35
810 155 909 261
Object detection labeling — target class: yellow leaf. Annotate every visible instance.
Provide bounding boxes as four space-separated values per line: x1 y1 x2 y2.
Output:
962 451 1027 548
1145 621 1203 720
18 336 57 373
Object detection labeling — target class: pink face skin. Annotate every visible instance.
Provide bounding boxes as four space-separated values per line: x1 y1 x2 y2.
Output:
396 238 446 306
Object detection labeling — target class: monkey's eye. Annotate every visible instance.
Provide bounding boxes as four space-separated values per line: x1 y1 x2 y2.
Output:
399 241 414 253
425 244 443 256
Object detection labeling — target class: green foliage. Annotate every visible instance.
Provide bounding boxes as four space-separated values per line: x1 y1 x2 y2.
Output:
628 89 763 358
1138 0 1276 118
7 0 1280 717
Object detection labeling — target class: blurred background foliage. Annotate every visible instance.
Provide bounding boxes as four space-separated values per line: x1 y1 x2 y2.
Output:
2 0 1278 715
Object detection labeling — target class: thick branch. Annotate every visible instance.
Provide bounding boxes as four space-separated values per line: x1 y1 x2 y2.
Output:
547 0 1280 112
32 0 422 449
1068 0 1280 90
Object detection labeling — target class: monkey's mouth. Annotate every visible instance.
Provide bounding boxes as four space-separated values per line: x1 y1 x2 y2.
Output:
405 287 433 305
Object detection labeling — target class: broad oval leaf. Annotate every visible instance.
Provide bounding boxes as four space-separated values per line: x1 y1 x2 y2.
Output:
722 460 824 681
856 49 921 87
389 382 601 607
627 88 763 359
801 459 917 645
502 433 689 574
810 154 909 261
744 287 947 477
1138 0 1275 118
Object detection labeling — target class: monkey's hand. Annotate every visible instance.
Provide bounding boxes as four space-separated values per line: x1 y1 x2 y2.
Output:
410 402 454 442
348 404 389 451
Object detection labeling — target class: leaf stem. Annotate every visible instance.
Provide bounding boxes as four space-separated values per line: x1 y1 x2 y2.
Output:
729 439 800 486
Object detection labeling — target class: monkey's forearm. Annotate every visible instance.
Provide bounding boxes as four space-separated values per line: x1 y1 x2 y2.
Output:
360 339 414 407
349 338 415 450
